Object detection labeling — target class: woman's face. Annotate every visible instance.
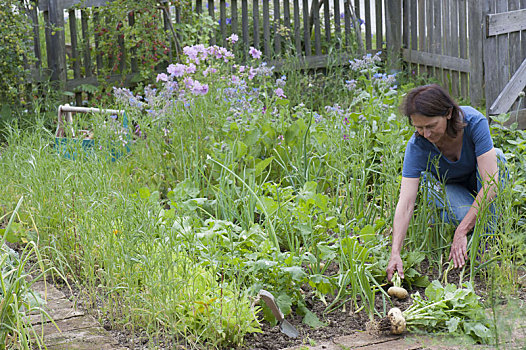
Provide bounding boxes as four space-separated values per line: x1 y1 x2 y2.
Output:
410 113 449 144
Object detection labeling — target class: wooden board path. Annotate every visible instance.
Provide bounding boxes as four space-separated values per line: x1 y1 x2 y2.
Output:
30 280 128 350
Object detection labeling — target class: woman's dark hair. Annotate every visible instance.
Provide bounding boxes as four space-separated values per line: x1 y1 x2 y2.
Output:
401 84 465 138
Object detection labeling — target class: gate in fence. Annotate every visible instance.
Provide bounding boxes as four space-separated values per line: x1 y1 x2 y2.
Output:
29 0 526 128
395 0 526 129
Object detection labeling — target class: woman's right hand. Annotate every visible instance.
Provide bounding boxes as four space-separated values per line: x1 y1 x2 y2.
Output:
386 254 404 282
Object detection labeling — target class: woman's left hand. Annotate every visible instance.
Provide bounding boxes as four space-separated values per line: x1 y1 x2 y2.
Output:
449 231 468 268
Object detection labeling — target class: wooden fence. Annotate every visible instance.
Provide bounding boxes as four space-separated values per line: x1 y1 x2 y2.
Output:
32 0 385 97
28 0 526 127
395 0 526 128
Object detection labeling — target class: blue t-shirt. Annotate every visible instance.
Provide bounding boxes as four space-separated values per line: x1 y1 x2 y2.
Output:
402 106 493 184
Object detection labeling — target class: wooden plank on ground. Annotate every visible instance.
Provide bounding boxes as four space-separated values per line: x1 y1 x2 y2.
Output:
489 58 526 114
402 49 470 72
486 8 526 36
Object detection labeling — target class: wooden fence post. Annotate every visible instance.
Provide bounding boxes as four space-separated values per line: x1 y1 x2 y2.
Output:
468 0 484 106
46 0 66 82
385 0 402 70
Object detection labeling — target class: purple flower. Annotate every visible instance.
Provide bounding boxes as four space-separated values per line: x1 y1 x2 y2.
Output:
274 87 286 98
183 46 199 61
186 63 197 74
167 63 186 77
248 67 256 80
191 80 209 95
249 47 262 59
156 73 169 82
227 33 239 44
203 67 217 77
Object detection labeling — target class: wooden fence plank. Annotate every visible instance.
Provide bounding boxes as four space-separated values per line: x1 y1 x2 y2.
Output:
231 0 238 35
375 0 383 50
433 0 442 85
489 57 526 114
386 0 401 68
313 0 322 55
410 0 417 57
68 10 81 79
469 0 484 106
509 0 522 113
459 0 468 99
324 0 330 43
263 0 271 57
333 0 341 48
274 0 281 55
364 0 372 50
344 0 352 49
402 0 409 51
127 11 138 73
450 0 460 97
522 0 526 97
486 8 526 36
208 0 216 45
425 0 434 76
92 11 103 75
29 5 42 72
220 0 227 46
242 0 249 49
418 0 426 76
442 0 450 89
303 0 311 55
252 0 260 49
284 0 291 42
293 0 301 52
402 49 470 72
496 1 510 109
46 0 67 82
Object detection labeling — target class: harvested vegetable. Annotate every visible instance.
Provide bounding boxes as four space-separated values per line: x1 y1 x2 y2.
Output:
387 307 406 334
373 280 493 343
387 272 409 299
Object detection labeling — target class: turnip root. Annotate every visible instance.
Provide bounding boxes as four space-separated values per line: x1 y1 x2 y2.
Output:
388 286 409 299
387 307 406 334
388 272 408 299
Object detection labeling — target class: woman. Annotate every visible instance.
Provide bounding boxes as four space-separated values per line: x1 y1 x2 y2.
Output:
386 84 503 281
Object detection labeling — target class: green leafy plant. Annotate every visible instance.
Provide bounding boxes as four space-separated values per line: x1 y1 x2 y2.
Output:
0 0 36 105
